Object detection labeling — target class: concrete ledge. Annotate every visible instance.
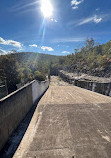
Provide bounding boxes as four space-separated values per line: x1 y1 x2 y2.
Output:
0 80 49 151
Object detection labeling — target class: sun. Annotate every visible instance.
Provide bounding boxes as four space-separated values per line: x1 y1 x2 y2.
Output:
41 0 53 18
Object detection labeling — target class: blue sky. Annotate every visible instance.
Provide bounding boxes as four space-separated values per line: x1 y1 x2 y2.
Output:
0 0 111 56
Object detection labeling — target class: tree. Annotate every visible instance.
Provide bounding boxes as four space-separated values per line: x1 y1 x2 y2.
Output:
74 49 79 55
85 38 95 51
0 55 20 93
34 71 46 81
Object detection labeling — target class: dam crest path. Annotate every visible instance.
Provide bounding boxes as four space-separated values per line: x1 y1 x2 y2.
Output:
14 76 111 158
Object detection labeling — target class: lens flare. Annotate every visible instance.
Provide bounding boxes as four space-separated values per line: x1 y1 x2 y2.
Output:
41 0 53 18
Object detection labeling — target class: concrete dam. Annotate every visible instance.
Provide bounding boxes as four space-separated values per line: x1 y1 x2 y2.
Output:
0 76 111 158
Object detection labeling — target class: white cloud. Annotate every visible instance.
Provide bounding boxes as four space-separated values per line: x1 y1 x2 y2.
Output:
51 18 54 21
72 6 78 9
77 15 102 26
8 50 17 54
52 37 84 43
29 44 38 47
7 40 22 48
71 0 84 9
0 49 18 55
96 8 100 11
0 49 7 55
17 47 24 51
77 17 94 25
41 46 54 51
94 16 102 23
11 1 39 12
61 51 71 54
50 18 58 23
0 37 22 48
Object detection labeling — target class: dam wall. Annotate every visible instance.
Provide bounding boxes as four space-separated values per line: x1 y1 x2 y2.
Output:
0 80 49 151
59 71 111 96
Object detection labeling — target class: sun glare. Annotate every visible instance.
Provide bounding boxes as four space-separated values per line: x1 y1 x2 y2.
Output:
41 0 53 18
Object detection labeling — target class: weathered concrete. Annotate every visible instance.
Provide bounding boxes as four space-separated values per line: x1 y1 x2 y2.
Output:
0 80 49 151
59 70 111 96
13 76 111 158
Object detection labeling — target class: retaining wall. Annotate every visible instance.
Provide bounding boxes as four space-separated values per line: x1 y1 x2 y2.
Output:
0 80 49 151
59 71 111 96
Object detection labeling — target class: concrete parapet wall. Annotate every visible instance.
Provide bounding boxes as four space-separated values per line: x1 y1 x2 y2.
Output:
0 80 49 151
59 71 111 96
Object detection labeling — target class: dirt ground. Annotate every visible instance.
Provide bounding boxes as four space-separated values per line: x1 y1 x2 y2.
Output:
13 76 111 158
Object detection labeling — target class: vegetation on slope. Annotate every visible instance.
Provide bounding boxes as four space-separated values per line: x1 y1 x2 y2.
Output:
0 52 61 93
56 38 111 77
0 38 111 95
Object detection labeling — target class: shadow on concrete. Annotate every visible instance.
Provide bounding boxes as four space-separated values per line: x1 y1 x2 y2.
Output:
0 88 49 158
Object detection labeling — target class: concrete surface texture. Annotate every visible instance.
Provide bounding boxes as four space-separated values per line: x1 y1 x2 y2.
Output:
0 80 49 151
13 76 111 158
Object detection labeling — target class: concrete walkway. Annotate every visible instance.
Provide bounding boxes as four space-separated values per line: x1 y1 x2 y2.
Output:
13 76 111 158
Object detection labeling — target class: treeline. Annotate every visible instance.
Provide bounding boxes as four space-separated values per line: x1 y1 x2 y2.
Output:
0 52 61 93
56 38 111 77
0 39 111 94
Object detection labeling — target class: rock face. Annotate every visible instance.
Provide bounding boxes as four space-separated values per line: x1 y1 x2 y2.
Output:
66 62 111 78
59 70 111 96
